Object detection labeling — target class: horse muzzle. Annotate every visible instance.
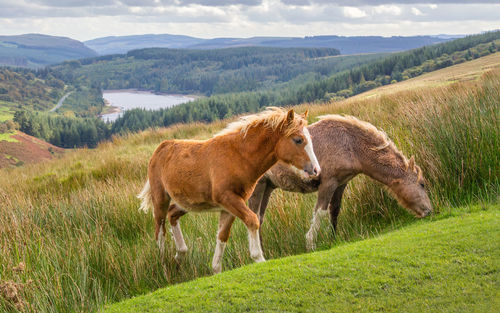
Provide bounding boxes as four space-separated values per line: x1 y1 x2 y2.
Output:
419 207 432 218
304 163 321 177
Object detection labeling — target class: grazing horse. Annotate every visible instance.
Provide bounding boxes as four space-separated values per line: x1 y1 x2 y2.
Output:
248 115 432 250
138 107 321 273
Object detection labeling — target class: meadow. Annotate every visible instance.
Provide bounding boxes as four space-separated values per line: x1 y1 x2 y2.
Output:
106 204 499 312
0 67 498 312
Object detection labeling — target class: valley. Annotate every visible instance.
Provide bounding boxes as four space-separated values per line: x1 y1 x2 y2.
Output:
0 51 498 311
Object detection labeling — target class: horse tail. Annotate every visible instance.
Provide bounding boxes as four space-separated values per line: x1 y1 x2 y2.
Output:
138 179 153 214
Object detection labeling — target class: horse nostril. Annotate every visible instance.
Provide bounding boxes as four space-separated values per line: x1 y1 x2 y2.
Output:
313 167 320 176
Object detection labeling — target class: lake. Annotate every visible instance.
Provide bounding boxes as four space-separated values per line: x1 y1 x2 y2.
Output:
101 90 194 122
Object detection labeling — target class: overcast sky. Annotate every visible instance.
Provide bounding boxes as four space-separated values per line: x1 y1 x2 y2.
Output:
1 0 499 41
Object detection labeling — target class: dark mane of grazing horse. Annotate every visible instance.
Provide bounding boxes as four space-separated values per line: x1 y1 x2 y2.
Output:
248 114 432 250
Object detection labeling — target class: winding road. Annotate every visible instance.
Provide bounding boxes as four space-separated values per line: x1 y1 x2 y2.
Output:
49 91 73 112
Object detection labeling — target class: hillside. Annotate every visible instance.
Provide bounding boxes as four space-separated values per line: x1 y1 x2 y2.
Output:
105 206 499 312
85 34 453 55
51 46 348 95
104 33 500 136
0 57 497 312
0 67 66 112
0 34 97 68
348 52 500 101
0 131 64 167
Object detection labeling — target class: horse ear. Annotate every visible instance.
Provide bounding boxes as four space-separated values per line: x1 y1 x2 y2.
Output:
408 156 416 171
286 109 295 123
302 110 309 119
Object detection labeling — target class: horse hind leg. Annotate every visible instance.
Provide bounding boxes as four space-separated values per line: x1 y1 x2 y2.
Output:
212 211 235 274
329 184 347 236
167 204 188 262
306 180 338 251
150 180 171 257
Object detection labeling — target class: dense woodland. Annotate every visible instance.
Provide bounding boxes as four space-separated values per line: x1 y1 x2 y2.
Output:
13 110 110 148
6 31 500 148
52 47 350 95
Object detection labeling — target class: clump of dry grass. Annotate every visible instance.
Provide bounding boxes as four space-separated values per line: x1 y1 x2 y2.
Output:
0 70 498 312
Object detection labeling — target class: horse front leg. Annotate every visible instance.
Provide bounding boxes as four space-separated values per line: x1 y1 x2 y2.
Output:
212 211 235 274
217 191 265 263
306 179 338 251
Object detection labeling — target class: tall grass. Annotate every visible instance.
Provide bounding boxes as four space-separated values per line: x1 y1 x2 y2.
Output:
0 70 498 312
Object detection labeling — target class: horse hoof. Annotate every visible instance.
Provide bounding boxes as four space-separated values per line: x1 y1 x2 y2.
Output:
253 256 266 263
306 239 316 251
174 251 187 262
212 266 222 274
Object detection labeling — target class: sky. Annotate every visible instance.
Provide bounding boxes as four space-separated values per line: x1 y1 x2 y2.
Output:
0 0 499 41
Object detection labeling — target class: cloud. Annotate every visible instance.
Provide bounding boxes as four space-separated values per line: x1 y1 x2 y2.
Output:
411 7 424 15
373 5 402 15
343 7 367 18
0 0 498 41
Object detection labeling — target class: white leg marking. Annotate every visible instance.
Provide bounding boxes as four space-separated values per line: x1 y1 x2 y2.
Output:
157 227 165 256
212 239 227 274
171 223 188 261
303 128 321 174
248 229 265 263
306 209 328 251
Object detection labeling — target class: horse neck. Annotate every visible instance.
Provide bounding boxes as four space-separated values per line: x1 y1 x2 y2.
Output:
358 145 408 188
236 126 281 181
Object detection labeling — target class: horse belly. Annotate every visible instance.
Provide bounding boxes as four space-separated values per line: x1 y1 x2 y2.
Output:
172 196 220 213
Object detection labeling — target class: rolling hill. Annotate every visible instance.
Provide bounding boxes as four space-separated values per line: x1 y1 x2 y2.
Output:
85 34 454 55
0 131 64 167
83 34 205 55
0 34 97 68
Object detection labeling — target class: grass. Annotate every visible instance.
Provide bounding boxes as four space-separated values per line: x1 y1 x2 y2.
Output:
0 131 18 142
105 204 499 312
0 104 15 122
0 66 499 312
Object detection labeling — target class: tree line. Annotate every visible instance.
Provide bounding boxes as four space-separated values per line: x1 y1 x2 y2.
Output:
13 110 110 148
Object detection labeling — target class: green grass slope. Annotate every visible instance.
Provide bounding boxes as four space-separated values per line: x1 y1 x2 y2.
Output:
106 205 499 313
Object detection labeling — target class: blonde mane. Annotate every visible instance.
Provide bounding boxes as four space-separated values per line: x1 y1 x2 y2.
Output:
215 107 306 138
317 114 410 166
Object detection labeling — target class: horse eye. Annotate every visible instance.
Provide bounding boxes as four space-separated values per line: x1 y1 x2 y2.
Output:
420 183 425 188
293 137 303 145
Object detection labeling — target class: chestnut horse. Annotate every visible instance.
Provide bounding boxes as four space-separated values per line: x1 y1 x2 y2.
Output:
248 115 432 250
138 107 320 273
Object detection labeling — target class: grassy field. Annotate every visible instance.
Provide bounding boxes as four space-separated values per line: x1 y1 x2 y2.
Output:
105 204 499 312
0 64 498 312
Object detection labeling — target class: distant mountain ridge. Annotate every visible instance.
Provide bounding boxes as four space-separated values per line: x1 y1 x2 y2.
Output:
0 33 97 68
84 34 205 55
85 34 459 55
